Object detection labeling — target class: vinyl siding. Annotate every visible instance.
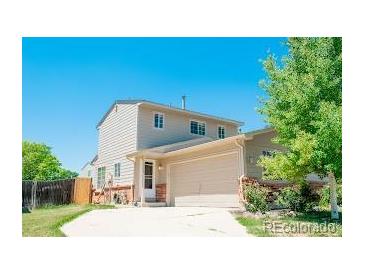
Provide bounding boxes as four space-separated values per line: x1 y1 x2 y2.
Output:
137 105 238 150
79 163 93 179
245 131 285 179
94 104 138 186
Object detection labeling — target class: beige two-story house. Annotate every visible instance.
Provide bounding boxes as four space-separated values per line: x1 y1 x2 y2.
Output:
82 99 282 207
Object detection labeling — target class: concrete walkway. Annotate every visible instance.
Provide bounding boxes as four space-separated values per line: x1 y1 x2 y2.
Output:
61 207 248 237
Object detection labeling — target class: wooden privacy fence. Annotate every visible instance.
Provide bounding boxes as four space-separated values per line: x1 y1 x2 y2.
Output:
73 177 93 205
22 178 92 208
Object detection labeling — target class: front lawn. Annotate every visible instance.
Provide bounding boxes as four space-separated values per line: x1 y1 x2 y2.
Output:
22 204 114 237
236 211 342 237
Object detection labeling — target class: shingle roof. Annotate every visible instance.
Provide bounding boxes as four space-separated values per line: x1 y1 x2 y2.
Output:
80 161 90 170
127 134 246 159
81 154 98 169
90 154 98 164
96 99 244 128
244 127 275 136
138 137 213 154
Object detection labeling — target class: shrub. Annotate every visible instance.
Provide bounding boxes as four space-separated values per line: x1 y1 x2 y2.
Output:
276 183 320 212
245 184 269 213
276 186 302 211
319 183 342 209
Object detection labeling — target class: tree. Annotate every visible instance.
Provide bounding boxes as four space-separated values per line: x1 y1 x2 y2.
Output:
22 141 78 181
258 37 342 218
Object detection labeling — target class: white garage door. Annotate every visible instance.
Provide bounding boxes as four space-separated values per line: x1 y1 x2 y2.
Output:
170 152 240 207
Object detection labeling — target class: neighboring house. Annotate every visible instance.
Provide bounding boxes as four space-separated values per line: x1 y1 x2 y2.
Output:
87 99 283 207
79 155 98 177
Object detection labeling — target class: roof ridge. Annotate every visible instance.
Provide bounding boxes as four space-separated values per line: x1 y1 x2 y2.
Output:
97 99 244 128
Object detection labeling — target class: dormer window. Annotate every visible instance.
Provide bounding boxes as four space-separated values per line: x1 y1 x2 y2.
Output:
218 126 225 139
154 113 164 129
190 120 206 136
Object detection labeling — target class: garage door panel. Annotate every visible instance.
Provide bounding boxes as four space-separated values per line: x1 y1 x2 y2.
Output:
175 195 238 207
170 152 239 207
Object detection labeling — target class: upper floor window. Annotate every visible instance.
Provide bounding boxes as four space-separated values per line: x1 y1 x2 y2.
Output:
190 120 206 136
114 163 121 177
218 126 225 139
154 113 164 129
97 166 106 188
87 170 91 177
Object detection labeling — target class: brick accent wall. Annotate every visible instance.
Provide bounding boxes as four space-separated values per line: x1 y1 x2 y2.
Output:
239 176 326 207
156 184 166 202
92 184 134 204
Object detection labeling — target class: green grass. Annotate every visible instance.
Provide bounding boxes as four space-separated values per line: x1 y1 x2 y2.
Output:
236 211 342 237
236 216 273 237
22 204 115 237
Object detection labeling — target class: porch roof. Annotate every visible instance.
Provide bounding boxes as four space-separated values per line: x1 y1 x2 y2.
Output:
127 137 213 159
126 127 276 160
126 134 247 160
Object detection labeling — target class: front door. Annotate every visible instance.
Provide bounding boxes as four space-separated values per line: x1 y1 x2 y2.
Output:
144 161 155 199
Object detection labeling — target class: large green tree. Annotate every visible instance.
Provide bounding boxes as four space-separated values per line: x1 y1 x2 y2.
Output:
22 141 78 181
258 37 342 218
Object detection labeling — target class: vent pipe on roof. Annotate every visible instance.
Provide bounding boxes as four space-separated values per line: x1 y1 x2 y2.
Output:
182 95 186 110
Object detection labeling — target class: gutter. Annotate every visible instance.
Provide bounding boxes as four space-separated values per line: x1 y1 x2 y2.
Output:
162 134 246 158
234 138 245 177
126 134 247 160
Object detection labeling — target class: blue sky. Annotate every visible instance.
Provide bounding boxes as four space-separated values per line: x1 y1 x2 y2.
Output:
22 37 288 172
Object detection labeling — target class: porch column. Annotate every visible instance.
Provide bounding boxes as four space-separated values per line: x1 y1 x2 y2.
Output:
166 163 172 206
139 157 145 207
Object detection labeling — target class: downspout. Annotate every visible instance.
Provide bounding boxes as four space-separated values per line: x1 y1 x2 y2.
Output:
235 137 247 208
234 138 246 177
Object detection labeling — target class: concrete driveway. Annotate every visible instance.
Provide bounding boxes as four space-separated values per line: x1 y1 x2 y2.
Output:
61 207 248 236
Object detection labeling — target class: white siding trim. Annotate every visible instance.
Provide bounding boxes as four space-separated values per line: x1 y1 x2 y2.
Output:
135 104 141 151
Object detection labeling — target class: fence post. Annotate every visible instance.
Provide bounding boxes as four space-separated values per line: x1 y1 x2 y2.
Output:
31 181 37 209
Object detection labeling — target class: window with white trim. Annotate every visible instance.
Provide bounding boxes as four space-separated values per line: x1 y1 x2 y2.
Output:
190 120 206 135
114 163 121 177
218 126 225 139
97 167 106 188
154 113 164 129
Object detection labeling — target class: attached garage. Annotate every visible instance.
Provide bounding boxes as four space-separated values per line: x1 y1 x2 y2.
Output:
128 130 281 208
169 151 240 207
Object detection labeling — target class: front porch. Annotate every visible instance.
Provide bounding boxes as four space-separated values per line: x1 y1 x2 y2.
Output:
92 157 167 206
135 157 167 205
